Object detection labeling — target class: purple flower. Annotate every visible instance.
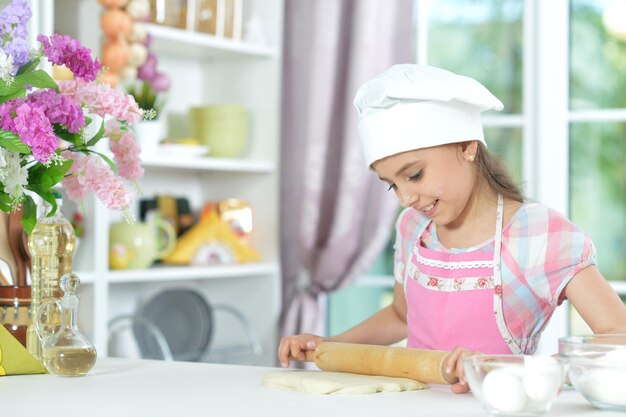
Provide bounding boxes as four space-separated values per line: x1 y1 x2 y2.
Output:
0 0 31 39
27 89 85 133
2 99 58 164
150 73 170 93
0 98 24 131
137 53 157 82
3 37 31 72
38 34 102 82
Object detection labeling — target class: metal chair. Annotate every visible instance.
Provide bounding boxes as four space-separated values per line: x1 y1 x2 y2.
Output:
107 289 262 363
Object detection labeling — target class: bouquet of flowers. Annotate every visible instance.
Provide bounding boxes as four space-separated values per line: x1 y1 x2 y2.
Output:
0 0 145 234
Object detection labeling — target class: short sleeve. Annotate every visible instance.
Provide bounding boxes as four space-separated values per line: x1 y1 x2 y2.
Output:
504 204 597 307
551 225 597 306
393 208 430 284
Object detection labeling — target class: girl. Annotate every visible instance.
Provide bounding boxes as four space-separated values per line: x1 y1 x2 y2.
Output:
277 64 626 394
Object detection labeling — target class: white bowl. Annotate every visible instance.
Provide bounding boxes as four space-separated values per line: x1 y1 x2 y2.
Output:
463 354 567 416
559 334 626 411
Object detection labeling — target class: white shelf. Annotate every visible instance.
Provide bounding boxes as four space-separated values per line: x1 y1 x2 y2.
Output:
106 262 279 283
75 270 96 284
141 156 275 173
145 23 279 59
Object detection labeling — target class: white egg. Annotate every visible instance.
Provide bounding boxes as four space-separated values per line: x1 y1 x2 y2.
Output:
578 369 626 406
522 356 562 403
482 368 528 414
523 371 562 403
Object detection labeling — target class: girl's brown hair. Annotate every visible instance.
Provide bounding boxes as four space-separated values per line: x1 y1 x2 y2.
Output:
474 142 524 203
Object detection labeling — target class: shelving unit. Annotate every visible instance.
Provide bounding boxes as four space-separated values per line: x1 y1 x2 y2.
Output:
140 156 276 172
144 23 279 59
106 263 280 284
52 0 283 367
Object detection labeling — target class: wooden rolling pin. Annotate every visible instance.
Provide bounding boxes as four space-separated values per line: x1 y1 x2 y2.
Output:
303 342 458 385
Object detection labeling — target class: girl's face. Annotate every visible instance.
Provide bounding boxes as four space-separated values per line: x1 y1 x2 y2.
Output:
371 143 478 226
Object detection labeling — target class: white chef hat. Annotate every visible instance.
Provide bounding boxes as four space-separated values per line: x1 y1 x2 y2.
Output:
353 64 503 167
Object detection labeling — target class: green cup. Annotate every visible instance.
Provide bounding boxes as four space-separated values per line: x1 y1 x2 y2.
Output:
189 105 249 157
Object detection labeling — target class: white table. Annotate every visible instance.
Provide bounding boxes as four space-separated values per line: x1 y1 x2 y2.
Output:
0 358 621 417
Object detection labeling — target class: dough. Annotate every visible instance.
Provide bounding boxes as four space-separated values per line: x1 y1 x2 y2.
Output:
263 370 428 395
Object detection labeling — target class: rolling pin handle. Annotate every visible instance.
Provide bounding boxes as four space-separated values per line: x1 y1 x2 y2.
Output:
440 352 460 384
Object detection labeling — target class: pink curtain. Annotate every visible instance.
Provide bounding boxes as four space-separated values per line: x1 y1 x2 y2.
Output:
279 0 414 339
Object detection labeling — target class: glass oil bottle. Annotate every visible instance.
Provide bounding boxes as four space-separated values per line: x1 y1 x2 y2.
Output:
37 272 96 377
26 191 76 359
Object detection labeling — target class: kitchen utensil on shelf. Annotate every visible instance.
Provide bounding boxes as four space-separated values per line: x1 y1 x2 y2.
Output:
188 105 248 157
133 289 213 362
109 216 176 269
302 342 458 385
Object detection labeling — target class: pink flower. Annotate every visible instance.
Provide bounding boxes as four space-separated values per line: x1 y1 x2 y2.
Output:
1 98 58 163
476 277 491 289
428 277 439 287
495 285 502 296
62 152 131 210
106 119 144 181
37 33 101 81
59 79 142 126
27 89 85 133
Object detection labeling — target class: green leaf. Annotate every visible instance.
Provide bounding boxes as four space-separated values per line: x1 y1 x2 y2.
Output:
0 130 31 154
0 192 12 212
0 88 26 105
88 150 116 171
0 70 58 95
16 58 41 76
18 70 59 91
54 124 83 146
26 159 73 194
56 131 83 145
20 195 37 235
86 120 105 146
38 189 58 217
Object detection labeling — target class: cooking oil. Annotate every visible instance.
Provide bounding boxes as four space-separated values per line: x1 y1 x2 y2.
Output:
41 346 97 377
37 272 97 377
26 193 76 359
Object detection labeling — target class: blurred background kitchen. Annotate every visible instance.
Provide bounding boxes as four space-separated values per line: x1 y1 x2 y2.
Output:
2 0 624 367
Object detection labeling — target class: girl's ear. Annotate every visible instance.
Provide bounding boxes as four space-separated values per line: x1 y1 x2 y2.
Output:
460 140 479 161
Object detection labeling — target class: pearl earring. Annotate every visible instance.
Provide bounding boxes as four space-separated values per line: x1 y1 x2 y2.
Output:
468 154 475 162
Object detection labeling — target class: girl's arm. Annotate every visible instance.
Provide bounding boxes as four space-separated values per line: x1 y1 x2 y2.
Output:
566 265 626 334
277 281 407 367
329 281 408 345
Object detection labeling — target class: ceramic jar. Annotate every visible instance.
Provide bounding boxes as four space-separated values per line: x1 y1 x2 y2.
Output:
189 105 248 157
109 218 177 270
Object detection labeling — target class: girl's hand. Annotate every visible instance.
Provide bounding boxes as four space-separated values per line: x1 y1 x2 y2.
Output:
445 346 482 394
277 333 326 368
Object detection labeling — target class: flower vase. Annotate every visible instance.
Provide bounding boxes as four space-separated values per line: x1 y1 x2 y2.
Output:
133 119 166 157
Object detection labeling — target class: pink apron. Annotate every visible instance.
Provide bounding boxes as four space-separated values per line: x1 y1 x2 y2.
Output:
404 194 522 354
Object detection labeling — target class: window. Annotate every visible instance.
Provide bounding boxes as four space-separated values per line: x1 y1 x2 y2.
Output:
568 0 626 334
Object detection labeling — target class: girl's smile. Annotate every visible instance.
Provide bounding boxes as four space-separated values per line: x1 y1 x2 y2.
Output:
420 199 438 217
